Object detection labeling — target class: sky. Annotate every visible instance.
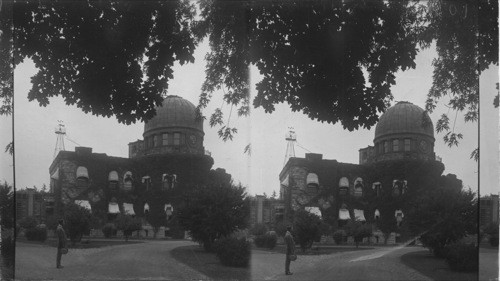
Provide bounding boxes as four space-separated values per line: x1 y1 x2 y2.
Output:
4 37 498 197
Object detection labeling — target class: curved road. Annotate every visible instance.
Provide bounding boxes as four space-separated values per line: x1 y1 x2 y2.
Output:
16 240 431 280
16 240 208 280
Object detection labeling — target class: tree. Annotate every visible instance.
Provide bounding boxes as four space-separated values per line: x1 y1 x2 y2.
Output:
63 203 91 245
115 214 142 242
293 209 323 252
178 183 249 252
12 0 197 125
0 182 14 229
418 175 477 257
8 1 498 143
344 220 372 248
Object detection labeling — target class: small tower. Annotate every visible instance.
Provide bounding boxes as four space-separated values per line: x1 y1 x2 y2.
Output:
54 121 66 159
284 127 296 166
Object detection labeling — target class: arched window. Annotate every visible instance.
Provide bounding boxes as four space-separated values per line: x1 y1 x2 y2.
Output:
372 182 382 196
306 173 319 188
123 171 133 191
354 209 366 222
144 203 150 215
123 203 135 216
339 177 349 196
392 180 407 196
142 176 151 191
354 177 363 197
162 174 177 190
76 166 89 189
108 171 119 190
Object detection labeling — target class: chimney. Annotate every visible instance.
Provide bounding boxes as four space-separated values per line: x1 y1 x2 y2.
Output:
305 153 323 161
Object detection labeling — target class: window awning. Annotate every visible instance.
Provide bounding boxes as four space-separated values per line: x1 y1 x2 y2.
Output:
142 176 151 183
50 168 59 180
165 204 173 215
306 173 319 187
124 171 133 181
75 200 91 211
372 182 381 189
280 174 289 187
123 203 135 215
108 171 119 182
338 208 350 220
305 207 321 218
354 209 366 221
76 166 89 179
108 202 120 214
339 177 349 188
354 177 363 187
394 209 404 218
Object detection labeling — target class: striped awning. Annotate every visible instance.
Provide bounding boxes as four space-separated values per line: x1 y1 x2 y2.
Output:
123 203 135 215
76 166 89 179
338 208 350 220
50 168 59 180
75 200 91 211
108 202 120 214
354 209 366 221
108 171 119 182
305 207 321 218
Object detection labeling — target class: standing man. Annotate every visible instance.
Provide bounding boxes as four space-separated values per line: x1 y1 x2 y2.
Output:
56 219 67 269
284 225 295 275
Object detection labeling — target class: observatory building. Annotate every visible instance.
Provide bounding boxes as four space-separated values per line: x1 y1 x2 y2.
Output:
279 101 456 244
48 95 221 238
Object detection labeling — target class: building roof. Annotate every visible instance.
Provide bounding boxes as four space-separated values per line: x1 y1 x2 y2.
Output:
374 101 434 141
144 95 203 135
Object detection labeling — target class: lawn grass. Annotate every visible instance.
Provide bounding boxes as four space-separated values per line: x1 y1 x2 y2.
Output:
17 237 143 249
171 245 251 280
400 248 477 281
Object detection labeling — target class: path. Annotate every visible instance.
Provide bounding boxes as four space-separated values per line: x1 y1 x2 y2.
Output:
15 240 208 280
251 245 432 280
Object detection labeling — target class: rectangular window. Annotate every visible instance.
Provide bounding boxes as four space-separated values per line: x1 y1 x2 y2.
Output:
393 139 399 152
162 133 169 145
173 133 181 145
404 139 411 151
153 135 158 147
384 141 389 153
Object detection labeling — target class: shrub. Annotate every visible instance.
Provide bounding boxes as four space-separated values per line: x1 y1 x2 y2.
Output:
1 234 15 257
19 216 38 230
445 242 478 272
333 230 346 245
249 223 268 236
483 222 499 247
214 237 250 267
253 232 277 249
25 227 47 242
102 223 117 238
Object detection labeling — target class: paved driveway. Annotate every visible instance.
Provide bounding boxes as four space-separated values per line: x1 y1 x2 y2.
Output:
251 246 432 281
16 240 435 281
15 240 208 280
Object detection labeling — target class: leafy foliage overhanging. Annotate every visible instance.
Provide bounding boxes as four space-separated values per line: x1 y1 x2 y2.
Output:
2 0 498 144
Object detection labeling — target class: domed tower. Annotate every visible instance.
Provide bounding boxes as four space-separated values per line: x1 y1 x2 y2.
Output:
128 95 205 157
372 101 435 162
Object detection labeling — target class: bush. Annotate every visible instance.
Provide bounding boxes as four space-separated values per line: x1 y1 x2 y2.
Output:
445 242 478 272
102 223 117 238
333 229 346 245
19 216 38 230
254 232 277 249
483 222 499 247
25 227 47 242
214 237 250 267
1 234 15 258
249 223 268 236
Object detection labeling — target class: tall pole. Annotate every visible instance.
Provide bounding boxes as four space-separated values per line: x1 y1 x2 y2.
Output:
284 127 297 167
54 121 66 159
